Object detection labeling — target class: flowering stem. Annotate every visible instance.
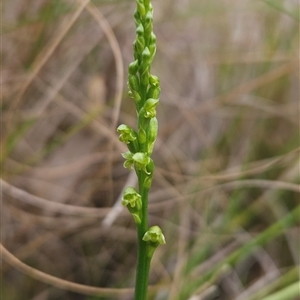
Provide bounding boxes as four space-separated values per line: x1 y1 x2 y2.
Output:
117 0 166 298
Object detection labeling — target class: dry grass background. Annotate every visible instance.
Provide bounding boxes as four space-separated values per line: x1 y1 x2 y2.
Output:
1 0 299 299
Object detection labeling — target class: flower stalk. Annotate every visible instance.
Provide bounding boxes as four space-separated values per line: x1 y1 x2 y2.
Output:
117 0 165 299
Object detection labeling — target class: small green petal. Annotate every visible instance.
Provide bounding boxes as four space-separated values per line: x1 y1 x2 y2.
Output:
121 151 133 160
132 152 149 165
122 151 134 170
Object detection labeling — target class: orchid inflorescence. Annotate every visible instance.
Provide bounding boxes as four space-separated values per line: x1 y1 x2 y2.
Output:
117 0 164 246
117 0 165 298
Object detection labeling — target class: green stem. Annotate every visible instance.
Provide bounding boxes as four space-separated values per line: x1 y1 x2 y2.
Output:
134 175 150 300
135 227 151 300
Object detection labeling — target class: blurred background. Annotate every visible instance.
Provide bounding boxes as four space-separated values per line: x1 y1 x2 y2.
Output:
1 0 299 299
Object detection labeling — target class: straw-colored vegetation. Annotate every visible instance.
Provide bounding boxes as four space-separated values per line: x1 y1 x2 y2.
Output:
1 0 299 299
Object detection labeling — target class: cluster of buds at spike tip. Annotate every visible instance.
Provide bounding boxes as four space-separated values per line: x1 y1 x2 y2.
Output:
118 0 161 159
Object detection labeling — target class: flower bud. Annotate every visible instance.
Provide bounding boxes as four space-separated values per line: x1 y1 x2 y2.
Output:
149 32 156 46
136 23 144 36
144 11 153 38
149 74 160 87
149 44 156 58
147 83 160 99
138 127 147 145
137 0 146 17
142 47 151 64
135 24 145 54
143 159 154 189
128 89 141 102
149 33 156 57
144 0 151 9
136 37 145 55
128 60 139 75
128 75 140 93
134 10 140 26
147 117 158 155
140 67 150 87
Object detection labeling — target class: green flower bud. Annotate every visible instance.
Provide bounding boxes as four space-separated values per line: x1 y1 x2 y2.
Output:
149 44 156 58
138 48 152 86
133 42 139 61
142 47 152 64
145 11 153 23
147 158 154 174
143 175 153 189
147 76 160 99
140 67 150 87
128 75 140 93
136 23 144 36
147 117 158 155
135 24 145 54
147 86 160 99
149 32 157 46
128 89 141 102
138 127 147 145
143 98 159 118
128 60 139 75
144 11 153 38
149 74 160 87
122 187 142 224
136 37 145 55
144 0 151 9
149 2 153 12
134 10 140 26
128 75 142 102
137 0 146 17
143 159 154 189
149 33 157 56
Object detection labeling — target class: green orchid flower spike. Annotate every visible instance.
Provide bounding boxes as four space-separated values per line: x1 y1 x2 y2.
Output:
118 0 165 299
